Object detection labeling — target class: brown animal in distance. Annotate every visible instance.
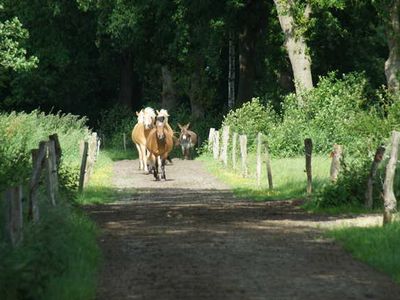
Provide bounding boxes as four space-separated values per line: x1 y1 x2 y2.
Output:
178 123 198 160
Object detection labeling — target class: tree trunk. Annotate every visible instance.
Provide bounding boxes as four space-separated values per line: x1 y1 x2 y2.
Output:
161 65 178 111
383 131 400 225
365 145 385 209
237 26 256 106
228 30 236 109
118 51 134 109
188 66 205 120
384 0 400 93
274 0 313 94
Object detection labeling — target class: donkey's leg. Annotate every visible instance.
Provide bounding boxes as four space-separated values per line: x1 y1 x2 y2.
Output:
135 144 143 170
181 146 185 160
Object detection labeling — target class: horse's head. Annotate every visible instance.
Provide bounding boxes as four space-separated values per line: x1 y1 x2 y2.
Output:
178 123 191 141
143 107 156 129
156 120 166 140
156 109 169 124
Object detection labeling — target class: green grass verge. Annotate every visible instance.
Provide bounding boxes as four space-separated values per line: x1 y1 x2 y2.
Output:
199 153 331 201
0 148 137 300
328 221 400 284
76 149 137 205
0 203 100 300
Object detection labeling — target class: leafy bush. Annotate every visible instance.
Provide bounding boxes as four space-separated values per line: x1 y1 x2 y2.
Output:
222 98 277 149
0 110 99 300
0 110 89 191
270 72 384 157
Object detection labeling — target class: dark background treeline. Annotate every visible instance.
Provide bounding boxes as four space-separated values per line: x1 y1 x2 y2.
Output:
0 1 388 129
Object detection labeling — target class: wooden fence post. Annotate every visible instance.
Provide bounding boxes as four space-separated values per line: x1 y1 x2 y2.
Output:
264 141 273 190
87 132 98 178
365 145 385 209
330 144 342 182
49 134 62 168
220 126 230 166
5 186 23 246
45 140 59 206
304 138 313 195
213 131 220 160
239 134 248 177
383 131 400 225
256 132 262 186
29 141 47 221
78 141 89 193
208 128 215 151
232 132 238 170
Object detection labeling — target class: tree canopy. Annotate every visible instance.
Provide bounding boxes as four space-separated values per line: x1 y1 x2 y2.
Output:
0 0 397 129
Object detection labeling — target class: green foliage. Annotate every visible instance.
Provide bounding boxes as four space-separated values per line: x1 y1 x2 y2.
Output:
270 72 385 157
0 10 38 71
315 159 372 208
97 104 136 149
0 203 100 300
0 110 89 191
222 98 277 149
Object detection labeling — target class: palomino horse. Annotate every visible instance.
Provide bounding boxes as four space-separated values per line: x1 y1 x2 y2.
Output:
131 107 156 172
146 110 174 180
178 123 198 160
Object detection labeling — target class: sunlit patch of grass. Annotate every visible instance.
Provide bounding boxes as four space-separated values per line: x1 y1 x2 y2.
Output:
329 221 400 284
76 149 137 205
200 153 331 201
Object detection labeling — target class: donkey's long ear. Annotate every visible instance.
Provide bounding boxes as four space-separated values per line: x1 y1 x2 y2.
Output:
136 111 139 116
185 122 190 129
156 110 160 115
178 123 183 130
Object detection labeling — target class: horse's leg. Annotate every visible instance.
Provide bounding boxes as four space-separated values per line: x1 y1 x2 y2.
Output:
140 144 149 173
160 158 166 180
154 156 160 180
136 144 143 170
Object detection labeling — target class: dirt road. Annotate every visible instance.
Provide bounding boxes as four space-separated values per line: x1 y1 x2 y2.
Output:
86 159 400 300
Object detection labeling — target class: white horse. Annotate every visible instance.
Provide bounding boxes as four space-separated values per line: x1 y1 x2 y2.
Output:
131 107 156 172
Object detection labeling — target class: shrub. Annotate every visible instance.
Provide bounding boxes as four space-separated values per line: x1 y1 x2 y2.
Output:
222 98 277 150
0 110 89 191
270 72 382 157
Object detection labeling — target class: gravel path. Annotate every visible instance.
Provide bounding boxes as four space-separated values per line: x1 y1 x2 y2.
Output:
86 159 400 300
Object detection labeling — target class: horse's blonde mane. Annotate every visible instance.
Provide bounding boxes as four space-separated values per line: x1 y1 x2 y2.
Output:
144 107 156 118
157 109 169 117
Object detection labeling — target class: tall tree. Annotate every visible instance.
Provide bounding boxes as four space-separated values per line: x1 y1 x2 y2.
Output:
381 0 400 92
273 0 313 93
